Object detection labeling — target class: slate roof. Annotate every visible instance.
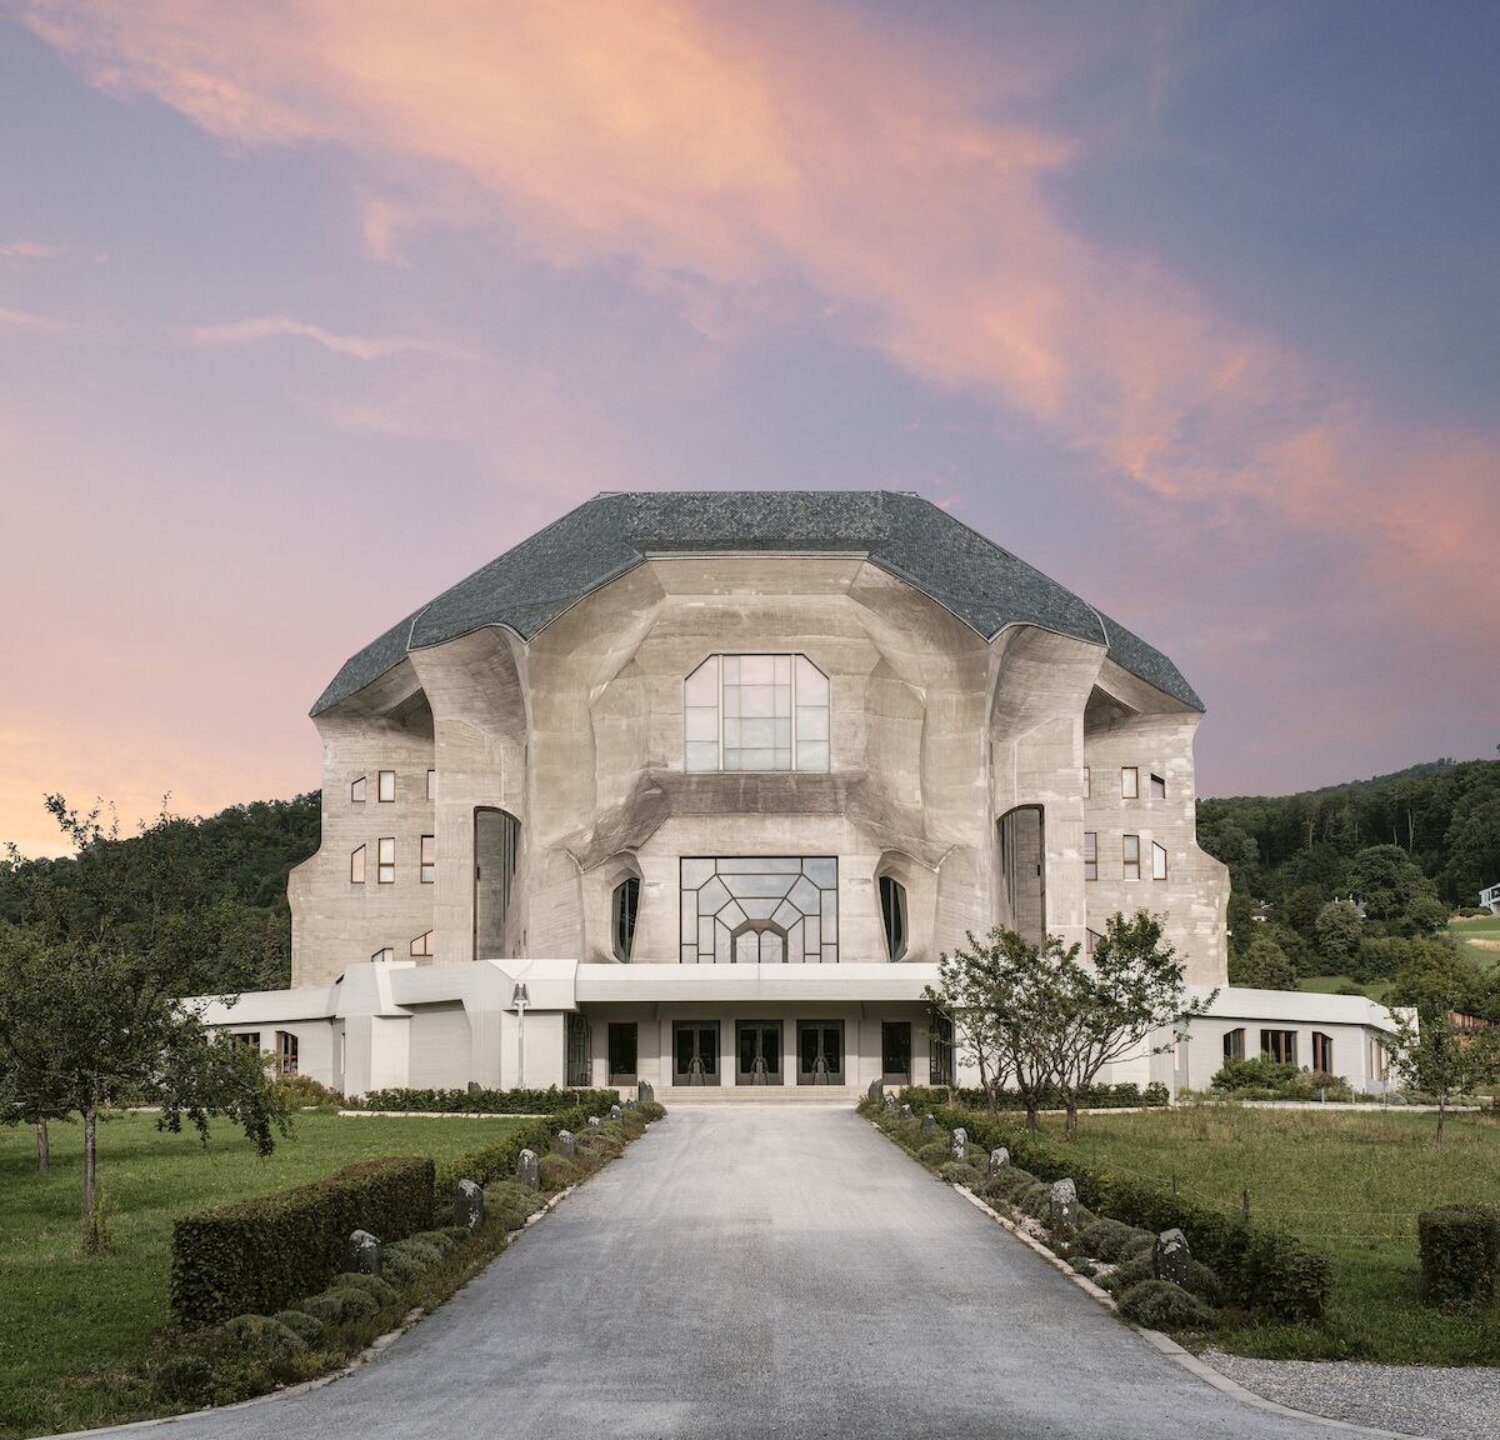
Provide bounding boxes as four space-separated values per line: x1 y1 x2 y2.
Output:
312 491 1202 714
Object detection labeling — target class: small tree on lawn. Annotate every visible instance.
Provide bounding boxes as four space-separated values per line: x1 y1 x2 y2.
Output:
0 798 291 1254
1047 912 1215 1141
923 934 1011 1109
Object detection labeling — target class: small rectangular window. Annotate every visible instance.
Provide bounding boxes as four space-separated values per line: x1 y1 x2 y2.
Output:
378 837 395 883
230 1031 261 1050
1083 831 1098 881
1151 841 1168 880
420 834 435 883
426 769 436 801
1085 928 1103 957
1371 1039 1389 1081
409 931 433 957
1122 834 1140 880
1149 773 1166 799
1312 1032 1333 1074
1261 1029 1297 1065
350 844 366 885
350 775 366 803
608 1022 639 1081
1121 767 1139 799
276 1030 298 1076
1082 766 1091 799
378 770 395 803
1223 1027 1245 1061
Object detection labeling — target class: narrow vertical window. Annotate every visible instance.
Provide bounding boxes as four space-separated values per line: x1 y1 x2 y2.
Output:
409 931 433 957
878 875 908 960
378 770 396 802
1082 766 1091 799
276 1030 299 1076
612 876 641 962
1083 832 1098 881
1122 834 1140 880
1121 767 1139 799
350 775 367 803
426 768 436 801
420 834 435 883
1149 772 1166 799
1085 928 1103 957
929 1014 955 1086
350 844 366 884
1151 841 1168 880
1224 1027 1245 1061
1312 1032 1333 1074
1371 1039 1389 1081
377 837 395 883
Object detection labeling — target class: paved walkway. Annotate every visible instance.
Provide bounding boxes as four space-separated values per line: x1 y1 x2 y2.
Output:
96 1107 1417 1440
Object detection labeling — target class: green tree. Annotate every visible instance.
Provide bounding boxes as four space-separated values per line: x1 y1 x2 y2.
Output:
1348 844 1437 923
1441 796 1500 906
1285 883 1327 937
0 800 291 1253
1381 1010 1500 1144
1314 899 1363 969
1228 928 1298 990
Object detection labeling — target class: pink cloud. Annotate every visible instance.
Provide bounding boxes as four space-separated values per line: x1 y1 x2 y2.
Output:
185 312 477 361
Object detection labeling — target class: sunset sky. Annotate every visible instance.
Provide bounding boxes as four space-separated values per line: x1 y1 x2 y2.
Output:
2 1 1496 855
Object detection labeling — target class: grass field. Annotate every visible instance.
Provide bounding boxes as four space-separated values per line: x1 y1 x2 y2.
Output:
0 1110 529 1439
1451 913 1500 971
1066 1106 1500 1364
1297 974 1390 1001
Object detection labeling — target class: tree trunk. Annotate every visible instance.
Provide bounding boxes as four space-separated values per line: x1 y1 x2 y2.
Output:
81 1105 102 1255
1434 1093 1446 1145
1065 1099 1080 1143
35 1117 49 1173
1024 1098 1039 1134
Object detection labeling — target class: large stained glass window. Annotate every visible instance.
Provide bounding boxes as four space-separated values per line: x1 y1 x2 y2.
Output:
679 856 839 963
683 654 830 773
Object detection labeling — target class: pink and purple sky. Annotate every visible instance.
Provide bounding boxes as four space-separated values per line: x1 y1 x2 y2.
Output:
2 1 1497 855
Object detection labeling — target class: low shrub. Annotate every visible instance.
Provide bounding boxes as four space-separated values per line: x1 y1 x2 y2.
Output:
1186 1259 1225 1308
636 1100 667 1122
939 1161 985 1188
272 1310 326 1344
412 1228 459 1256
331 1272 397 1304
915 1141 950 1167
1078 1217 1151 1264
357 1087 618 1117
897 1082 1169 1113
272 1074 342 1108
221 1315 307 1358
171 1156 435 1327
1212 1056 1300 1093
1118 1279 1220 1331
151 1354 213 1406
539 1154 583 1191
298 1287 378 1327
1418 1204 1500 1308
1101 1255 1153 1294
434 1114 574 1213
378 1250 427 1287
386 1237 444 1269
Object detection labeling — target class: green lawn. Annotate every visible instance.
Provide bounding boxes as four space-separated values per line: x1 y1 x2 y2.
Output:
1068 1106 1500 1364
0 1111 529 1439
1297 974 1390 1002
1451 914 1500 971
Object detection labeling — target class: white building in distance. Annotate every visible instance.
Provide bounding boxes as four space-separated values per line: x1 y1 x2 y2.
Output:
200 492 1401 1099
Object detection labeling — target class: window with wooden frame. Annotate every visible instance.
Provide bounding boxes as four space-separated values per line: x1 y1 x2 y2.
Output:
1311 1032 1334 1074
1223 1027 1245 1060
230 1031 260 1051
420 834 435 883
1083 832 1098 881
378 770 395 803
1261 1029 1297 1065
1121 766 1139 799
1086 928 1103 957
377 837 395 883
1151 841 1168 880
1122 834 1140 880
1149 772 1166 799
350 844 366 885
409 931 433 957
276 1030 299 1076
371 947 394 963
350 775 366 803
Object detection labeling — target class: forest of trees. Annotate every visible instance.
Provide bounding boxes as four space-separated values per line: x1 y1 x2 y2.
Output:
0 793 320 995
1198 757 1500 1003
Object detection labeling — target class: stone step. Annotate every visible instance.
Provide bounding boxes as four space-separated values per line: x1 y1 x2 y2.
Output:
659 1084 861 1104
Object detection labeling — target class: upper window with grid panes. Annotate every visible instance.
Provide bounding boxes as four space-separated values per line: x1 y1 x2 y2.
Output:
684 654 830 772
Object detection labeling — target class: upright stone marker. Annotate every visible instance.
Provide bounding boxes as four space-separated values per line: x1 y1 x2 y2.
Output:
346 1229 382 1277
867 1078 883 1102
950 1126 968 1161
557 1130 577 1159
920 1113 938 1137
609 1104 624 1121
1153 1229 1191 1287
587 1115 602 1129
516 1148 540 1191
900 1103 913 1120
453 1179 484 1232
1048 1178 1078 1234
882 1093 896 1114
988 1147 1010 1177
625 1098 638 1113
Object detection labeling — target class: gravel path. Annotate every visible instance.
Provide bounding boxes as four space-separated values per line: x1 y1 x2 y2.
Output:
1204 1352 1500 1439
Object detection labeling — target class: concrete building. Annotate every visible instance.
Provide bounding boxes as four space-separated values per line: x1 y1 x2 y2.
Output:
199 491 1402 1099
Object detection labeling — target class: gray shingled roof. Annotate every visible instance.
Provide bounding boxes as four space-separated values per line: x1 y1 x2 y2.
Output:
312 491 1202 714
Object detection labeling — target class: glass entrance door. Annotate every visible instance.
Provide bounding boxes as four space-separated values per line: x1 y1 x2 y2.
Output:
797 1020 844 1086
880 1021 912 1085
735 1021 783 1086
672 1020 720 1086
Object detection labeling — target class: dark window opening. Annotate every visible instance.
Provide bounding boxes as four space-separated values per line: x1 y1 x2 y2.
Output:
565 1012 591 1088
797 1019 844 1086
1312 1032 1333 1074
878 875 908 960
1261 1029 1297 1065
1223 1027 1245 1061
673 1020 720 1085
930 1014 955 1086
608 1022 639 1082
881 1021 912 1081
276 1031 298 1076
612 876 640 962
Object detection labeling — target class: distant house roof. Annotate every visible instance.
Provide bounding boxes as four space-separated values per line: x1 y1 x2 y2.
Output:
312 490 1203 715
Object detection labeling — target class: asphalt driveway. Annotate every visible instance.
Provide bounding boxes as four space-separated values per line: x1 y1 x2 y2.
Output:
90 1105 1408 1440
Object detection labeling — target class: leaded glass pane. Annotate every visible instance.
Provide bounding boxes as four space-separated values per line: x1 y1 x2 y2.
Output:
679 857 839 963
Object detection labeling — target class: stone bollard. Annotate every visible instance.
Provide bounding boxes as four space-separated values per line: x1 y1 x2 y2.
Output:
637 1080 654 1103
625 1098 638 1112
920 1113 938 1137
516 1148 540 1191
867 1078 883 1102
1153 1229 1191 1287
587 1115 602 1129
453 1179 484 1232
1048 1179 1078 1235
900 1103 913 1120
609 1104 623 1121
557 1130 577 1159
988 1147 1010 1178
950 1126 968 1161
345 1229 381 1277
882 1093 896 1114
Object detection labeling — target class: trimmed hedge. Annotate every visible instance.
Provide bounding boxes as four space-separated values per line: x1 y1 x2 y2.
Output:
897 1083 1169 1113
432 1113 575 1212
914 1103 1333 1323
170 1156 434 1328
1418 1204 1500 1308
356 1087 618 1116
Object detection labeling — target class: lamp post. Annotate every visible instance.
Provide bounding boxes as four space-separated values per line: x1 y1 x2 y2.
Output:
511 981 530 1089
